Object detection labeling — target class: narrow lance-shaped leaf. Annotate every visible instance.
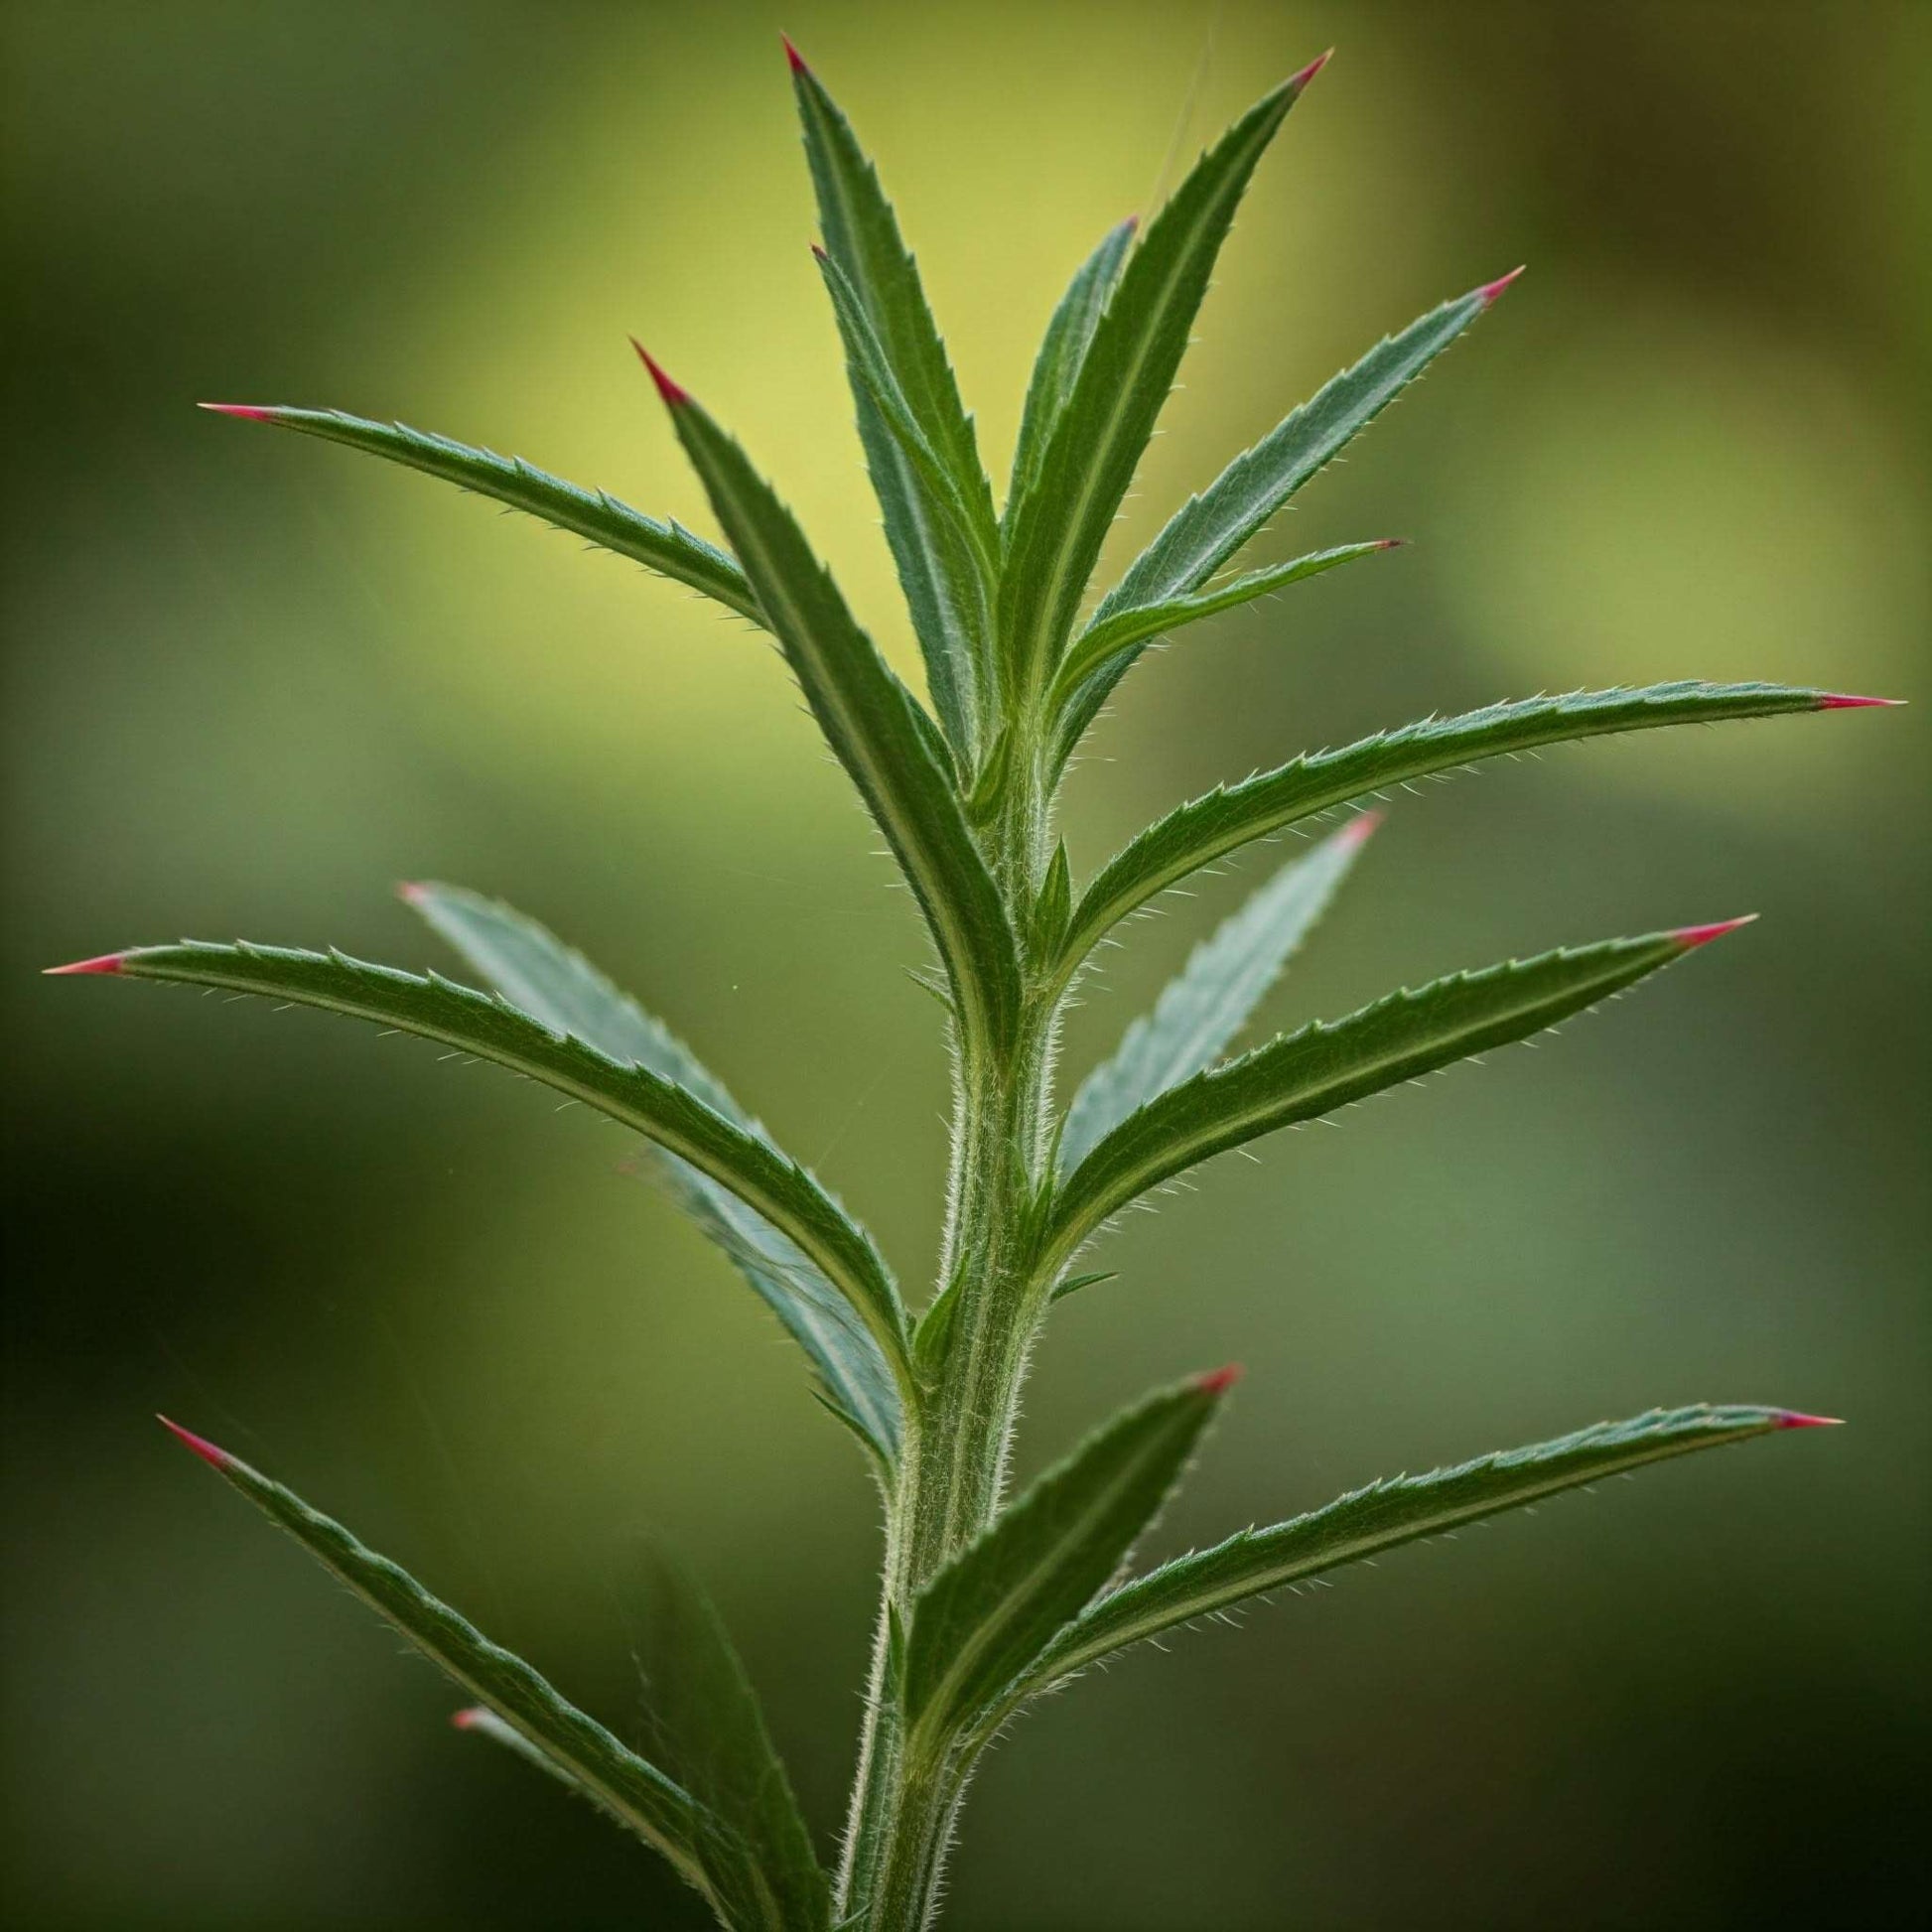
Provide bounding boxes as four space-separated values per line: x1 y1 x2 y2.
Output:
156 1420 793 1929
976 1405 1837 1727
789 41 998 753
1006 215 1137 520
401 884 902 1467
811 247 1000 644
1048 540 1397 725
1058 682 1856 985
59 941 911 1382
903 1370 1237 1749
200 404 759 622
1043 921 1749 1273
998 60 1324 698
1056 275 1513 755
642 358 1024 1054
1058 815 1378 1176
629 1548 830 1930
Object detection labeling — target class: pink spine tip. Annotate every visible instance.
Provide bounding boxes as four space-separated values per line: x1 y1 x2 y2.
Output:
1477 265 1527 305
44 952 125 977
1289 48 1333 90
395 881 427 905
451 1707 487 1730
1816 692 1905 709
1336 810 1384 849
1374 537 1408 551
1671 914 1757 949
198 402 276 422
157 1415 232 1468
629 341 688 408
1194 1364 1245 1396
1776 1411 1845 1430
1123 213 1140 235
781 34 809 75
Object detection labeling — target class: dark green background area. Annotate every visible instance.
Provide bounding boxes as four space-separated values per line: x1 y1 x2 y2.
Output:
3 3 1925 1926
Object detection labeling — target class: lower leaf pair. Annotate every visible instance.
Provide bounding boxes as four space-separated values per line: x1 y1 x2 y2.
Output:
156 1391 1828 1932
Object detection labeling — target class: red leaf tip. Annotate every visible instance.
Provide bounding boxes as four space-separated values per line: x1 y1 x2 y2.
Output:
810 241 829 263
395 881 427 905
451 1707 487 1730
1336 810 1385 850
44 952 125 977
1776 1411 1845 1430
781 34 809 75
157 1415 232 1469
1289 48 1333 91
1478 265 1527 306
1374 536 1409 550
198 402 276 422
629 341 688 408
1193 1363 1245 1396
1671 914 1757 949
1816 692 1905 710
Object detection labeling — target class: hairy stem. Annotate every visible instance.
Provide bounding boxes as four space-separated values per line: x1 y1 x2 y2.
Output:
838 733 1061 1928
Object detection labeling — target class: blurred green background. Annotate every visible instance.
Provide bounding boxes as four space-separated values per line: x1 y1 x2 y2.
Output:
4 2 1926 1926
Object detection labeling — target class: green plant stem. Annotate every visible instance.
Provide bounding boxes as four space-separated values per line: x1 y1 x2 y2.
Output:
838 740 1061 1929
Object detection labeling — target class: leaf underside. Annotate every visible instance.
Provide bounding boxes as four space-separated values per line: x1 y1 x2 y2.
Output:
402 884 902 1467
1058 816 1376 1175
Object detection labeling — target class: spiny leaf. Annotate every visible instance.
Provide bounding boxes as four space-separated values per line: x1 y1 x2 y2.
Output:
1055 274 1510 755
902 1371 1236 1750
790 46 998 753
158 1420 793 1928
810 246 999 749
75 941 911 1383
1006 216 1137 520
978 1404 1834 1725
1049 541 1395 720
647 367 1023 1054
1059 682 1844 982
1043 921 1745 1270
630 1548 830 1929
199 405 759 621
400 885 902 1467
1058 815 1378 1174
997 63 1321 699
